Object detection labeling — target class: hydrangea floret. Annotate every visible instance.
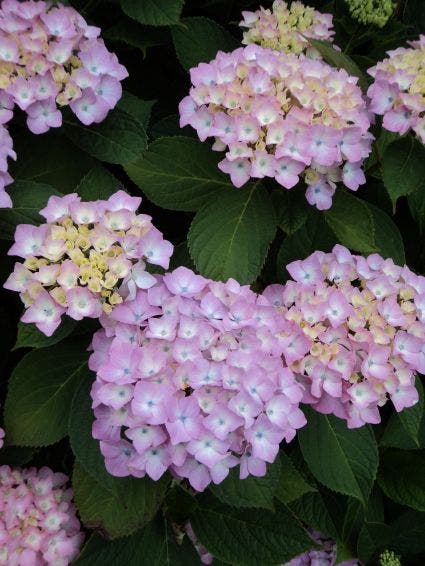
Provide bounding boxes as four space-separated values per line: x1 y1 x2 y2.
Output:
264 245 423 428
0 0 128 133
346 0 394 29
367 36 425 143
4 190 173 336
0 122 15 208
239 1 334 56
89 267 306 492
0 466 83 565
180 46 373 210
0 427 4 449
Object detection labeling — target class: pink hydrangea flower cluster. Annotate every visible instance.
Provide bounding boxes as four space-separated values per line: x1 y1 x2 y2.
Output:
89 266 306 492
239 0 335 56
264 245 423 428
367 35 425 143
0 466 84 566
180 45 372 210
0 427 4 449
4 190 173 337
0 0 128 132
0 123 15 207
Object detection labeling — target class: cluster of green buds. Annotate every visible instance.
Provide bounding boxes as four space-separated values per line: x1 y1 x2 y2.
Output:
379 550 401 566
345 0 395 28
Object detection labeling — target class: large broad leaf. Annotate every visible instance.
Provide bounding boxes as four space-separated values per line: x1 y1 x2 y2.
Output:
190 496 315 566
271 189 309 235
105 18 169 56
275 452 316 504
0 181 60 239
64 109 147 165
381 378 424 449
298 409 378 506
389 510 425 555
75 518 200 566
117 92 156 130
324 190 376 253
73 462 169 539
172 17 238 70
120 0 184 26
76 165 121 201
396 392 422 449
210 457 281 510
4 340 88 446
308 39 368 91
13 318 77 350
124 136 232 211
289 491 339 540
378 449 425 512
357 522 393 565
364 201 405 265
382 136 425 206
276 213 336 281
10 132 94 193
188 182 277 284
408 188 425 236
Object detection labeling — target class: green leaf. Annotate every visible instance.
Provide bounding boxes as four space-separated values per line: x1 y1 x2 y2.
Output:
13 318 77 350
117 92 156 130
124 136 232 211
0 181 60 239
390 510 425 555
72 462 169 539
357 522 392 565
275 452 316 504
271 188 309 235
378 449 425 512
381 379 425 450
298 408 378 506
68 370 117 490
396 378 423 446
190 497 315 565
105 18 168 55
210 457 281 510
382 136 425 206
10 132 94 193
364 201 405 265
172 17 238 70
76 165 121 201
75 518 200 566
324 190 376 253
408 187 425 236
4 340 88 446
289 491 339 540
121 0 184 26
276 213 336 280
307 38 368 91
64 109 147 165
188 182 277 284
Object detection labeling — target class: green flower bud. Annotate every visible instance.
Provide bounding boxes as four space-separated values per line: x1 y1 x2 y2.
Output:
345 0 395 27
379 549 402 566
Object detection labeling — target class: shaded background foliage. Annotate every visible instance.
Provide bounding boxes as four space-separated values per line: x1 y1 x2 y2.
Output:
0 0 425 564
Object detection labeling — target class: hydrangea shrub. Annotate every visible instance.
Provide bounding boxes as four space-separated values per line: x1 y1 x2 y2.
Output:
0 0 424 565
